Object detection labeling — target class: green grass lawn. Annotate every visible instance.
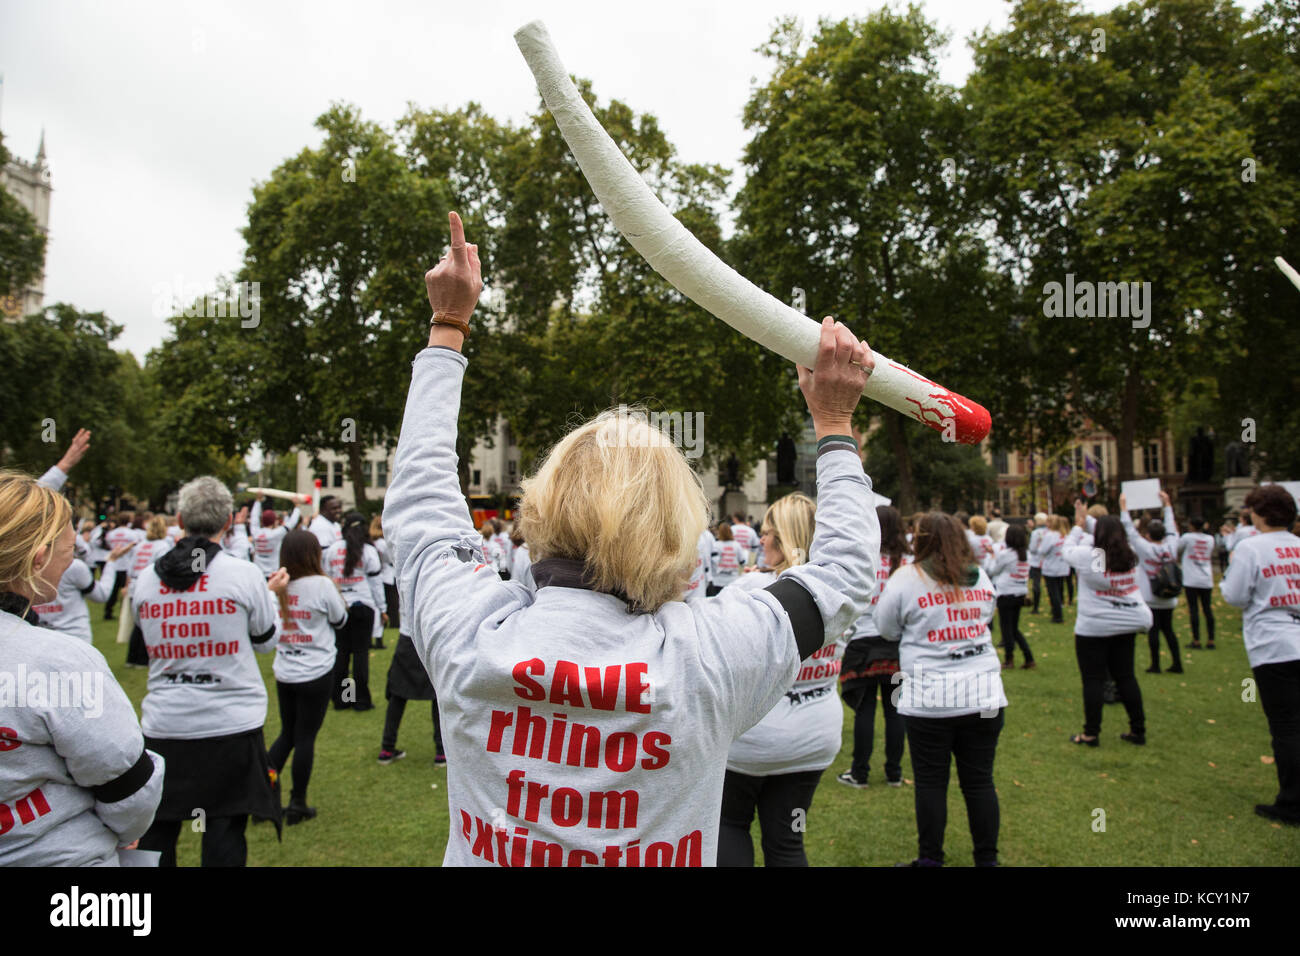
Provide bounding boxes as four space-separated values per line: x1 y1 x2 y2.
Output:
93 583 1298 866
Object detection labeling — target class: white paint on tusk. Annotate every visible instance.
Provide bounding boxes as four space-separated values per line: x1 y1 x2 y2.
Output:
1276 256 1300 294
513 19 991 444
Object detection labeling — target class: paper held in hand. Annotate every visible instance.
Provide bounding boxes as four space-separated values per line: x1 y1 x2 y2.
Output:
1262 480 1300 509
1122 478 1162 511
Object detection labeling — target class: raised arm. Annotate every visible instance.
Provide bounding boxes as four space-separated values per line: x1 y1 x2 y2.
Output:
385 214 523 659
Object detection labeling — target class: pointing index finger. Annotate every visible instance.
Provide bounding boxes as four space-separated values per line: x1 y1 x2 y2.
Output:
449 211 468 264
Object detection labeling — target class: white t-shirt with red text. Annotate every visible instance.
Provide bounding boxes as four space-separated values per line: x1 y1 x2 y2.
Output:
873 563 1006 719
1220 531 1300 667
132 552 282 740
710 540 747 589
1177 532 1215 589
983 547 1029 597
725 571 847 776
1062 526 1154 637
273 576 348 684
31 559 114 644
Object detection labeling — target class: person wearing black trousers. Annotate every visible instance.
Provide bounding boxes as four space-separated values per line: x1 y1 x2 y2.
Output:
1063 499 1151 746
838 505 910 789
985 524 1034 669
1220 484 1300 826
1178 516 1217 649
1121 493 1182 674
267 530 348 824
324 513 385 711
379 622 447 765
1028 513 1047 614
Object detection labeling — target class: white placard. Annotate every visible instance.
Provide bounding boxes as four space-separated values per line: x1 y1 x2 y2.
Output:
1122 478 1162 511
872 492 892 508
1264 480 1300 508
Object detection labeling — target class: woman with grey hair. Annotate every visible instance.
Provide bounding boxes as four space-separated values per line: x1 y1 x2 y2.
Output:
385 214 879 867
133 475 290 866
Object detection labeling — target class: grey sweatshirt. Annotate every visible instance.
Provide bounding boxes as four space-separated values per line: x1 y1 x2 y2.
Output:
385 348 877 867
0 611 164 865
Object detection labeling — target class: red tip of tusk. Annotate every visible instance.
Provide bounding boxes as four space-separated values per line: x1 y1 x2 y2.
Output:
302 495 313 504
954 399 992 445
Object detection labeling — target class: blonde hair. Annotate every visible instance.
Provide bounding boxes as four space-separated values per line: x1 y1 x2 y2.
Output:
1048 514 1069 534
762 493 816 574
146 515 168 541
0 471 73 601
519 408 707 612
969 515 988 535
370 515 383 540
1087 504 1109 519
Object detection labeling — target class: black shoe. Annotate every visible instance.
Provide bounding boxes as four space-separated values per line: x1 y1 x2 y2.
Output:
333 701 352 710
895 857 943 867
1120 732 1146 745
1168 666 1184 674
1186 642 1202 649
1206 643 1216 649
1070 734 1099 747
372 640 386 650
285 799 317 826
1145 666 1161 674
352 703 375 712
1255 804 1300 826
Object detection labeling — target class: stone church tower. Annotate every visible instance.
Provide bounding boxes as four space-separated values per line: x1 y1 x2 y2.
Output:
1 125 53 319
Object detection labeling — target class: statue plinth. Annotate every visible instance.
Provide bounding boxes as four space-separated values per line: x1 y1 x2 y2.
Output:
1223 476 1255 513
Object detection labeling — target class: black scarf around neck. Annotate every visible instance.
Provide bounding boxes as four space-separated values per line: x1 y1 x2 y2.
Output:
529 558 648 615
0 592 40 625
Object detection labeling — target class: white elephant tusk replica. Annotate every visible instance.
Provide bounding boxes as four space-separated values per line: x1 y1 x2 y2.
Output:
514 20 993 444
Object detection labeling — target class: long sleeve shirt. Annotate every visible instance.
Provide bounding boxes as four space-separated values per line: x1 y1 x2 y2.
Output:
383 347 878 867
1121 506 1179 610
1062 526 1153 636
0 611 165 865
874 562 1005 719
1220 531 1300 667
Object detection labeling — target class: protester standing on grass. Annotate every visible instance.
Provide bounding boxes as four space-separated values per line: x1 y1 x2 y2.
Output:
1063 499 1151 747
385 213 877 867
326 511 385 708
269 529 348 826
133 476 288 867
0 470 166 866
838 504 910 789
1121 491 1182 674
985 523 1034 669
1178 516 1217 649
1028 513 1047 614
717 493 849 867
875 512 1005 868
1220 485 1300 826
1037 515 1070 624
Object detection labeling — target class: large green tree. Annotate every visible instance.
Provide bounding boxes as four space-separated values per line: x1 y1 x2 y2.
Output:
732 9 1023 511
965 0 1292 485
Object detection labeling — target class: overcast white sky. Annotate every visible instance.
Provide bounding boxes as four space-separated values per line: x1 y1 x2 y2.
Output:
0 0 1260 359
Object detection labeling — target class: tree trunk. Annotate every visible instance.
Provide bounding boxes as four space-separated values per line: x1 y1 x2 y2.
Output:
884 409 918 513
346 443 369 512
1114 371 1140 488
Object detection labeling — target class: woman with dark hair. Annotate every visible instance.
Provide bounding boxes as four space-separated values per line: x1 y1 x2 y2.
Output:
838 504 911 788
1063 499 1151 746
1221 484 1300 825
985 524 1033 669
1121 491 1182 674
709 523 745 595
1036 516 1070 624
269 529 348 824
325 511 386 711
1178 516 1216 649
371 514 397 645
876 512 1005 867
